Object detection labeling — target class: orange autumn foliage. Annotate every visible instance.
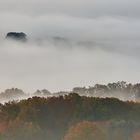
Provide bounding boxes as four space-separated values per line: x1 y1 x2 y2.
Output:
64 121 107 140
133 130 140 140
0 122 5 134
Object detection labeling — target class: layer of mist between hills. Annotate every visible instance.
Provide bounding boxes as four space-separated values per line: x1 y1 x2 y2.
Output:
0 81 140 103
0 36 140 94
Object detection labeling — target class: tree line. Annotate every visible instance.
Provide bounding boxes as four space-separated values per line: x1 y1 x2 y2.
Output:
1 81 140 103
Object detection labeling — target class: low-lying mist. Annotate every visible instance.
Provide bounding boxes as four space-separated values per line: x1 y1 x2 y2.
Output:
0 81 140 103
0 37 140 93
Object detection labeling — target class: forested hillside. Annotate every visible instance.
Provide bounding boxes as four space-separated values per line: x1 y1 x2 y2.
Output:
0 93 140 140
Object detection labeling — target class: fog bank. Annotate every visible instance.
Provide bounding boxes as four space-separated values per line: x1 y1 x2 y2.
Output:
0 38 139 92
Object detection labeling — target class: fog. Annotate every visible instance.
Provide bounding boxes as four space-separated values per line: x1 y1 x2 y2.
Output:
0 38 139 93
0 0 140 92
0 0 140 18
1 13 140 40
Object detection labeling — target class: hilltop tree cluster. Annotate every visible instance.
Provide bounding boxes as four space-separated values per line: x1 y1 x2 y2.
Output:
72 81 140 101
6 32 27 41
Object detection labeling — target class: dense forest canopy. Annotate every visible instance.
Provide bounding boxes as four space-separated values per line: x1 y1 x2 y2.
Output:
0 94 140 140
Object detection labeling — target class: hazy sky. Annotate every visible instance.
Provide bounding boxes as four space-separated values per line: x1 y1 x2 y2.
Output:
0 0 140 92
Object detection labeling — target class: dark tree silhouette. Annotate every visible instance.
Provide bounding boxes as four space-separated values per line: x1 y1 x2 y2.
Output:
6 32 27 41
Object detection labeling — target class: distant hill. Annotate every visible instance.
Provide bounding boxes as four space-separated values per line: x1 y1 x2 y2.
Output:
6 32 27 41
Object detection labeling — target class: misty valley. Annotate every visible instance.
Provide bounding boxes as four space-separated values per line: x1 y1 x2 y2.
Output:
0 0 140 139
0 31 139 140
0 82 140 140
